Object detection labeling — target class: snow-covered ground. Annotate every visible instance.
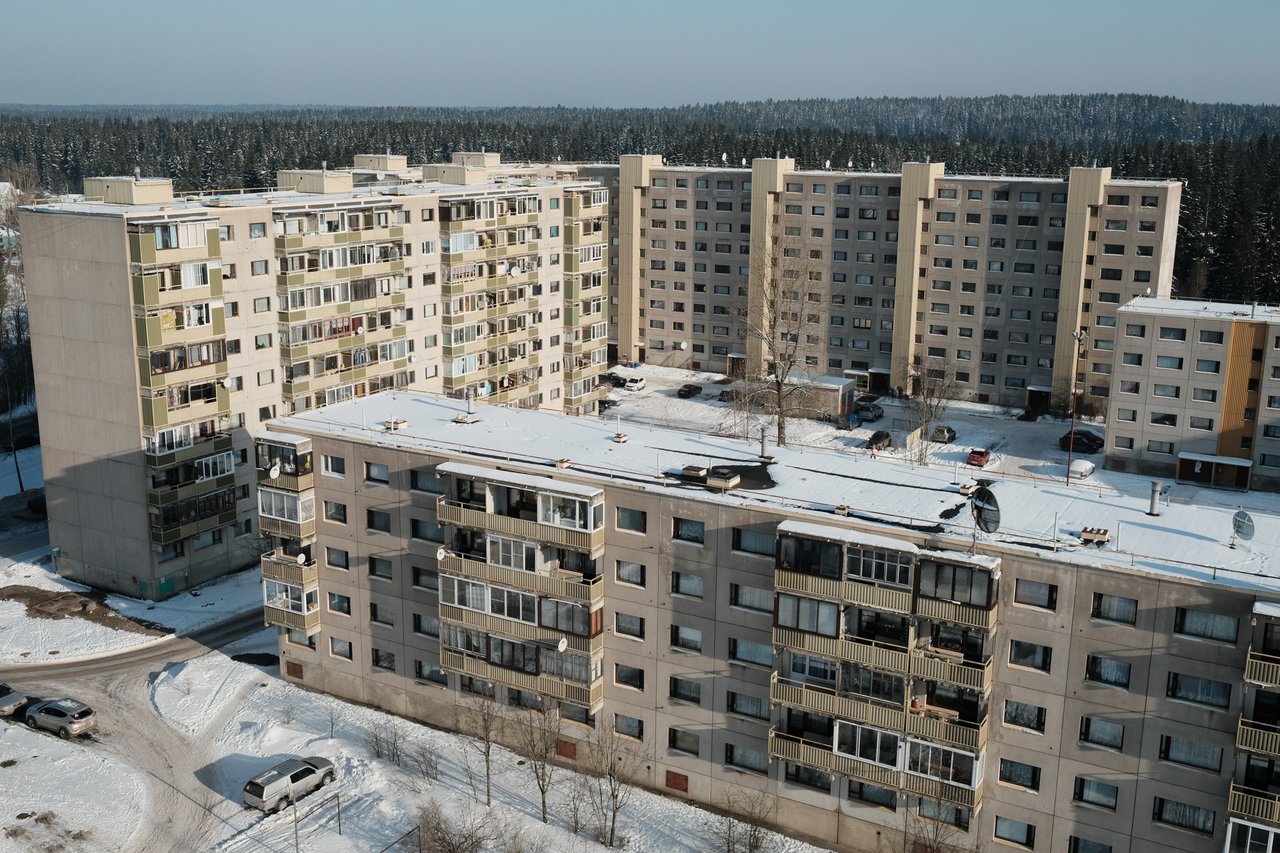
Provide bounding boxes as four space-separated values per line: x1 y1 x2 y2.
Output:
0 445 41 499
0 554 262 663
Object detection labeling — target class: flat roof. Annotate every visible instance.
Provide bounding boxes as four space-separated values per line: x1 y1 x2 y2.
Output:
272 391 1280 598
1120 296 1280 323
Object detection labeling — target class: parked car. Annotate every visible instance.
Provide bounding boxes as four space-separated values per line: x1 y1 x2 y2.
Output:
676 383 703 399
822 412 859 430
967 448 992 467
1069 458 1096 480
855 402 884 422
0 683 26 716
931 425 957 443
24 698 97 739
623 377 646 392
868 430 892 450
1058 428 1105 453
598 398 618 414
243 756 336 813
600 372 627 388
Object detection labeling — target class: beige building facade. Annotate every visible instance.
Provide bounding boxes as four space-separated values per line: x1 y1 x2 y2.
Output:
20 155 608 597
255 390 1280 853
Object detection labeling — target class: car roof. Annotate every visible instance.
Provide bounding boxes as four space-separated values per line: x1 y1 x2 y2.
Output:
40 698 89 712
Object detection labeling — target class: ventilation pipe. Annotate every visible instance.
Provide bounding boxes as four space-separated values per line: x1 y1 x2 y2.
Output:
1147 481 1161 517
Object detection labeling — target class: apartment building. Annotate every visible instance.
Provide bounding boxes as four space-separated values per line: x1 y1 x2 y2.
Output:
574 157 1180 413
1102 297 1280 492
19 154 608 597
255 389 1280 853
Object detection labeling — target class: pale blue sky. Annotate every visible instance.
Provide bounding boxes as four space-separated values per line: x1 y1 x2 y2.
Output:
3 0 1275 106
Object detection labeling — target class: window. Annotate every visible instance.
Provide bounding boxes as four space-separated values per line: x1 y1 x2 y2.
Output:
248 222 266 238
1084 655 1131 688
1152 797 1215 834
725 744 769 774
616 560 645 586
329 636 352 660
616 507 646 533
371 648 396 671
729 638 772 666
368 556 393 580
1148 440 1174 454
785 761 832 791
1068 838 1112 853
999 759 1041 790
670 677 701 704
671 517 705 544
919 799 970 830
1009 640 1052 672
1196 358 1221 373
1074 777 1119 810
323 501 347 524
365 461 389 483
326 547 348 569
908 742 976 787
366 509 391 532
727 691 769 720
671 570 704 598
777 594 839 636
1174 607 1237 643
328 592 351 615
1167 672 1230 708
369 601 393 626
732 527 774 556
1091 593 1137 624
994 816 1036 848
670 624 703 652
1004 699 1047 732
615 714 643 740
615 612 645 638
1078 715 1125 750
835 721 901 768
668 727 700 755
1200 329 1224 344
731 583 773 612
918 561 992 606
615 664 644 690
1159 326 1187 341
1014 579 1057 610
322 455 345 477
412 567 438 590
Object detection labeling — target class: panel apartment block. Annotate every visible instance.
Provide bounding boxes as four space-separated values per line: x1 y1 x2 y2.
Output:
254 390 1278 853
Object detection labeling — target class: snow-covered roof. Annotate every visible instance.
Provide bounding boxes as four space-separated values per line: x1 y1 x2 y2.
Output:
436 461 602 498
777 519 919 554
272 391 1280 598
1120 296 1280 323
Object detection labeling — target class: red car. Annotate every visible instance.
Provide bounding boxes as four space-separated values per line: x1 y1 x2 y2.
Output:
966 448 991 467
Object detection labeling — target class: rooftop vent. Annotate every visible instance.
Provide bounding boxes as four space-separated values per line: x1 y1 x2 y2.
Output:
384 418 408 431
554 458 573 469
706 466 741 491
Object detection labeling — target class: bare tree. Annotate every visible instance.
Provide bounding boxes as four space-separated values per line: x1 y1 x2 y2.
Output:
0 174 34 491
515 706 561 823
457 694 503 807
581 719 648 848
736 225 830 447
898 353 961 463
417 799 500 853
904 796 982 853
712 786 776 853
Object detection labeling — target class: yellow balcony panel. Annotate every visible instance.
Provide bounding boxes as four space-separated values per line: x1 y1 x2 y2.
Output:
1239 718 1280 759
257 467 315 492
439 603 595 655
131 274 217 309
1230 783 1280 827
139 359 226 391
771 675 907 732
773 626 910 674
146 432 232 468
899 772 980 809
767 731 899 789
259 515 316 541
263 604 321 633
440 648 602 710
914 597 998 631
905 708 986 751
1247 650 1280 688
261 553 319 587
910 652 992 692
135 313 227 349
439 553 604 606
436 499 603 552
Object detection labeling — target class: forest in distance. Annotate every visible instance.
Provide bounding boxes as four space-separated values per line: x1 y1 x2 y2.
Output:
2 93 1280 305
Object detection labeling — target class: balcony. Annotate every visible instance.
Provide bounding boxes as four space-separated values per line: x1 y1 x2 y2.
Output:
1247 650 1280 688
910 651 993 692
257 467 315 493
131 267 223 308
440 648 603 710
900 771 981 809
772 627 994 691
129 229 219 268
150 507 239 546
770 674 906 731
1230 783 1280 827
276 257 405 289
436 498 604 552
774 568 911 614
138 357 227 392
914 596 999 631
1238 718 1280 759
767 730 899 789
264 603 321 633
261 553 318 587
274 224 404 253
905 707 986 752
259 514 316 541
147 472 236 508
439 553 603 607
438 603 599 655
140 385 230 430
146 432 232 469
135 312 226 349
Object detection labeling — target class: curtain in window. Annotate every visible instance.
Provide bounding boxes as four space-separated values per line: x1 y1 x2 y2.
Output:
1172 674 1230 707
1096 657 1130 685
1002 761 1036 787
1165 736 1220 770
1157 798 1214 833
1097 595 1137 623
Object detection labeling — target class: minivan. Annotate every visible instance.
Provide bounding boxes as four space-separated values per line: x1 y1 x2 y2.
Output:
243 756 336 813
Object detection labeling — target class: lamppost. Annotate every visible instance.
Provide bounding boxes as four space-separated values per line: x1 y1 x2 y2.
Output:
1065 328 1089 484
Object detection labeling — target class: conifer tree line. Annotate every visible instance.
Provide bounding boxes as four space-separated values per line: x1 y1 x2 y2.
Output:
3 94 1280 304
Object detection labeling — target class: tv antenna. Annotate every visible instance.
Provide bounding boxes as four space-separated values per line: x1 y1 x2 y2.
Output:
1230 508 1255 549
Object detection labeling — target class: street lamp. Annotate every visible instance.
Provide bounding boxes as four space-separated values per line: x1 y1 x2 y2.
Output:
1065 329 1089 484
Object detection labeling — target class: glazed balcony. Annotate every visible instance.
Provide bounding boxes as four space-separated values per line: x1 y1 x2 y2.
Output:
129 228 220 267
438 604 599 655
900 771 981 809
145 432 232 468
767 730 899 789
146 472 236 508
131 266 224 308
915 596 999 631
263 603 321 633
440 648 603 710
774 568 911 615
438 552 604 606
274 224 404 253
436 498 603 552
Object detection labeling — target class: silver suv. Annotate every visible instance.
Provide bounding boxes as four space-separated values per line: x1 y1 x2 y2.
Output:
243 756 336 813
24 698 97 739
0 683 26 717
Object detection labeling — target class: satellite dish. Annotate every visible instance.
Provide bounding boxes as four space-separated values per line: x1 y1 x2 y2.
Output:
824 159 831 169
221 377 235 390
1233 509 1256 545
436 547 448 561
268 463 281 480
296 552 307 566
721 152 728 164
556 637 569 653
971 486 1001 534
848 159 853 169
741 157 746 166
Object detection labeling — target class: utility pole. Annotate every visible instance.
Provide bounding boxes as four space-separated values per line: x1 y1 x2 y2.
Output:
1065 329 1088 485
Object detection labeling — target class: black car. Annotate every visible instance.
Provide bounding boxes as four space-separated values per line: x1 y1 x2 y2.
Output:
598 399 618 414
868 430 892 450
677 383 703 399
600 372 627 388
1059 429 1105 453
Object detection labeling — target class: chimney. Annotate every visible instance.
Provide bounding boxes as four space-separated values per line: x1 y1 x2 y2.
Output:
1147 481 1161 517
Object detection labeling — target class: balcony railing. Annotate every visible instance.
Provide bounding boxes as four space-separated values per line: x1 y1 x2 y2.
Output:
906 708 986 752
770 674 906 731
767 730 899 789
440 648 603 710
261 553 318 587
1247 649 1280 688
1238 718 1280 759
772 626 994 691
774 568 911 614
436 498 604 552
259 515 316 542
263 603 321 633
438 603 599 655
914 596 999 631
257 467 315 492
1230 782 1280 827
899 770 981 809
439 553 603 606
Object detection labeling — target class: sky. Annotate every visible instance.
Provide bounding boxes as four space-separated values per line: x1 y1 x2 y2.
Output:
2 0 1276 107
